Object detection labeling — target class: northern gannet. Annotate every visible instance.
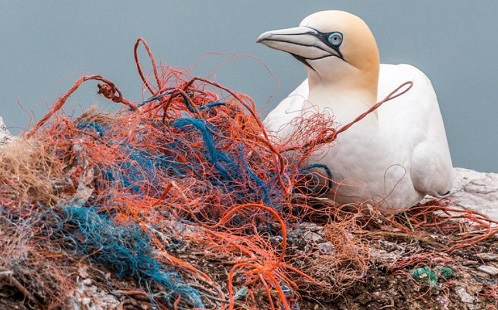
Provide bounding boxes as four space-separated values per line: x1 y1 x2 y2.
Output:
257 10 454 212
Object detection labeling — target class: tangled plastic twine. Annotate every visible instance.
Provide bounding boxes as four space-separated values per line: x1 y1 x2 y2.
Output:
21 38 318 309
2 37 498 309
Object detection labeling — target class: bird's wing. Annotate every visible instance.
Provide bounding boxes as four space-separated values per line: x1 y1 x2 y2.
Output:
377 64 454 196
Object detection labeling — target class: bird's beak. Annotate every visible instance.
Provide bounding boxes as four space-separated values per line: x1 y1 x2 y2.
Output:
257 26 341 64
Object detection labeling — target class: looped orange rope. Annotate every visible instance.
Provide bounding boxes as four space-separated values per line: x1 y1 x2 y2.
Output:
97 82 137 111
134 37 163 95
335 81 413 137
26 75 137 138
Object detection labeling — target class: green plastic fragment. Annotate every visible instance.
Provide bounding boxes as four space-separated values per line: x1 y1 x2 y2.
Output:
412 266 453 286
412 266 437 285
437 266 453 279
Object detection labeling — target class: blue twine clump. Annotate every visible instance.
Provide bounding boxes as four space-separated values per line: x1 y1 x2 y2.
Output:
62 205 204 308
173 118 232 175
99 147 165 196
72 98 290 230
77 120 111 138
296 163 334 194
198 101 226 110
173 116 273 205
77 109 276 207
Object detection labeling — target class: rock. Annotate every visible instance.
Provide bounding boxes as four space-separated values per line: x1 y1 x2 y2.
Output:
0 116 13 146
476 253 498 261
455 286 475 304
435 294 451 310
450 167 498 221
69 277 120 310
82 278 93 286
461 260 479 266
317 241 334 255
304 231 323 243
477 265 498 276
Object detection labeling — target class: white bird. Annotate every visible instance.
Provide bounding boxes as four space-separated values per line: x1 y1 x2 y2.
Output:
257 10 454 212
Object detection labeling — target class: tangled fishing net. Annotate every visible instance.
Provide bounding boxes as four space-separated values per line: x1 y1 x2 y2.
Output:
1 38 498 309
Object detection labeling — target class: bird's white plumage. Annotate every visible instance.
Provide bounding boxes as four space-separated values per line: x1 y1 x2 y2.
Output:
259 11 454 212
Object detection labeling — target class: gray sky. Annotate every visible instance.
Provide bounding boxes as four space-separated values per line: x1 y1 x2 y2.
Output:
1 1 497 172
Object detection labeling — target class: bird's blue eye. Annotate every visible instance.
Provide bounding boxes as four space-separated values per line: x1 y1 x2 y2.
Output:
328 32 343 46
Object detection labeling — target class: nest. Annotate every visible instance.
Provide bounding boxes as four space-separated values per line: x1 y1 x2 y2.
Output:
1 38 497 309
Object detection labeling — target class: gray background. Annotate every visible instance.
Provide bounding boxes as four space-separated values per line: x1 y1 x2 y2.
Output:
1 1 497 172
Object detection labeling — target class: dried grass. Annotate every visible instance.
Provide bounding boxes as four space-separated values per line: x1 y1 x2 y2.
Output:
0 138 63 211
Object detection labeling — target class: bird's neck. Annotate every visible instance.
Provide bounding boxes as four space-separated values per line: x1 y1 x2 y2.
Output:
307 75 379 127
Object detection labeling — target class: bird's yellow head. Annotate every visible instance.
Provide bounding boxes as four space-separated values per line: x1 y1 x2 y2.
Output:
257 10 380 98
